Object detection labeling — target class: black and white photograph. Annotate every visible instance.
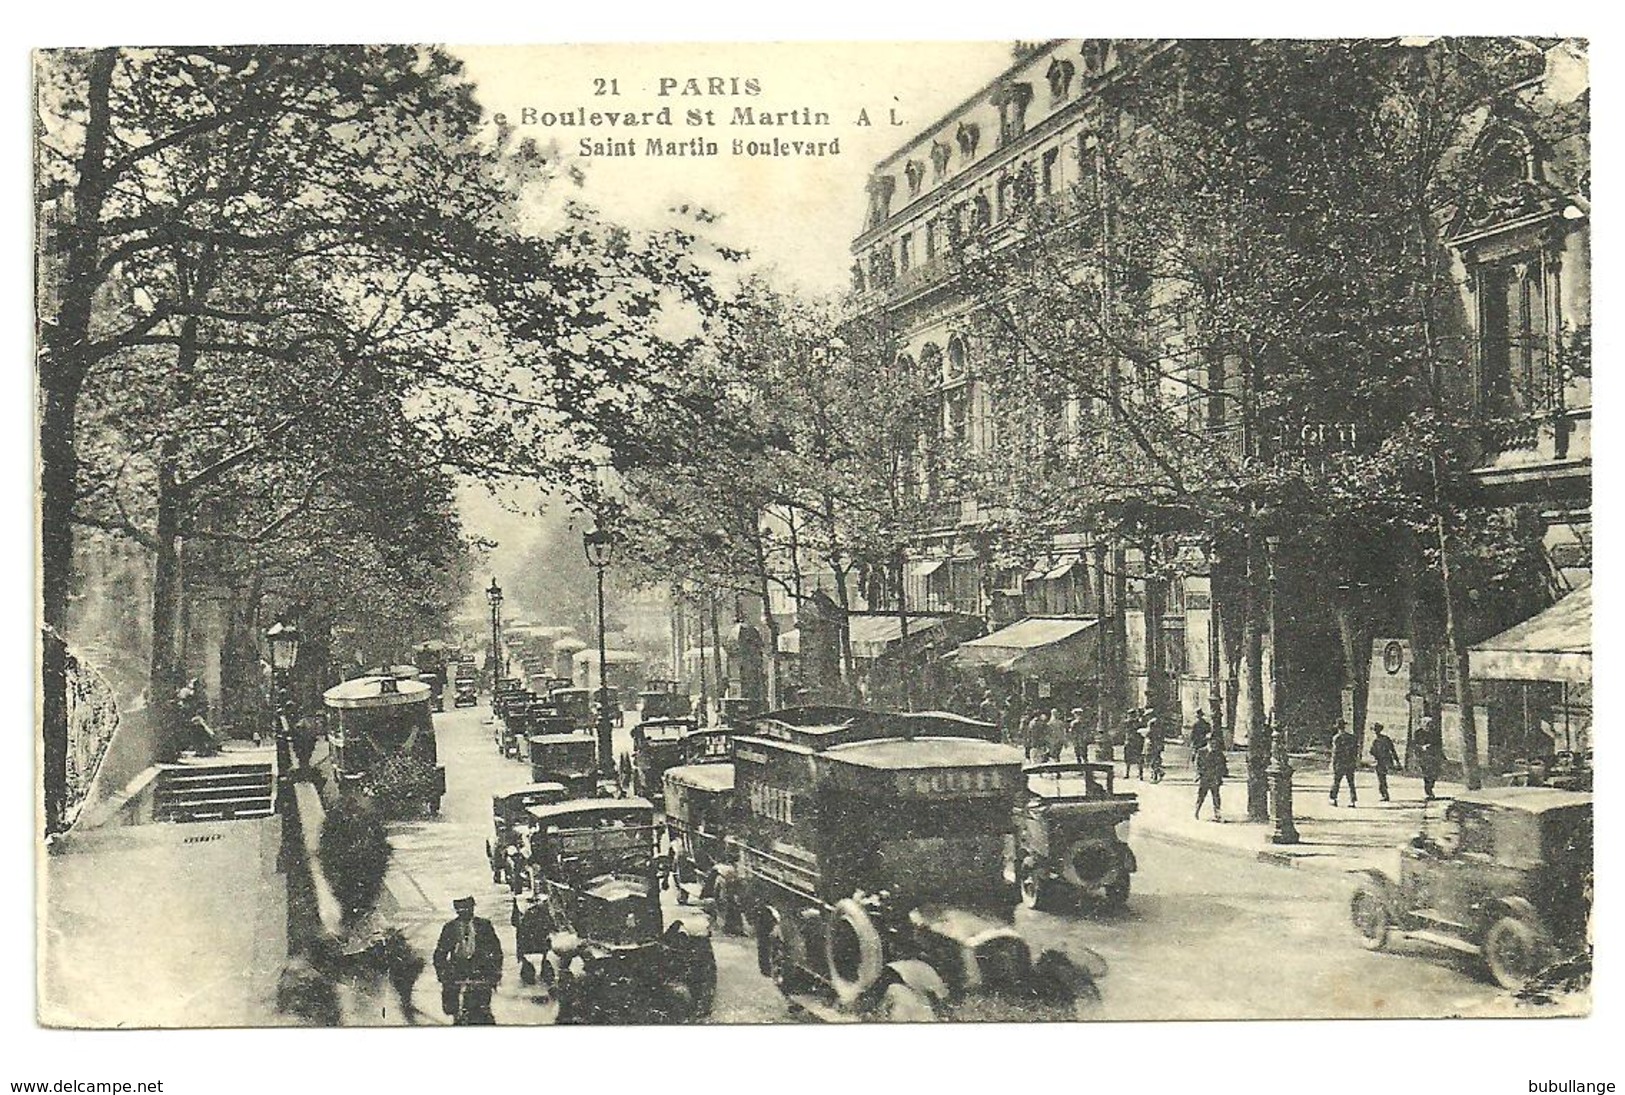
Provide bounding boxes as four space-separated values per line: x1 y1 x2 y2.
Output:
26 27 1603 1074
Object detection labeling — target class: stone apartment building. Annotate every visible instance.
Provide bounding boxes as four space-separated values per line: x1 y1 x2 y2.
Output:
845 38 1589 769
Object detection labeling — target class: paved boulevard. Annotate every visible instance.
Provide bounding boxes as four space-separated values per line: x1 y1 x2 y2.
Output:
363 702 1514 1024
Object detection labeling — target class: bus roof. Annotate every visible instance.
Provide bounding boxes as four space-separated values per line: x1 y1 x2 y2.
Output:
323 675 432 709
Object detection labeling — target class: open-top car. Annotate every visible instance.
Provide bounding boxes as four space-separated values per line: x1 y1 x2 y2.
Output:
488 782 570 884
1350 787 1592 989
1014 762 1139 912
528 797 717 1023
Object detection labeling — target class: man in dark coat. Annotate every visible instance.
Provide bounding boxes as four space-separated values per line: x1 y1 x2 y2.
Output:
1194 738 1228 822
432 896 504 1024
1123 721 1145 781
1330 721 1359 806
1189 709 1212 756
1416 740 1444 800
1368 724 1400 802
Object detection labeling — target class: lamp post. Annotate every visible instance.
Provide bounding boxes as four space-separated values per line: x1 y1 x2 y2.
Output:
486 577 503 696
266 621 301 771
1264 536 1299 844
583 528 616 778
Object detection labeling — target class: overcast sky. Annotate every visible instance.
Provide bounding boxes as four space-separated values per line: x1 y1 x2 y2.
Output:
450 42 1016 574
454 42 1016 294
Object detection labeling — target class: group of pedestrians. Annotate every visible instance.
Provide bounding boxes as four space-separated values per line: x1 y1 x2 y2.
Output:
1329 716 1445 806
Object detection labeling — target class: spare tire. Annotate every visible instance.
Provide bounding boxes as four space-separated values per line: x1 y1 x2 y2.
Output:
826 899 885 1007
1063 839 1118 888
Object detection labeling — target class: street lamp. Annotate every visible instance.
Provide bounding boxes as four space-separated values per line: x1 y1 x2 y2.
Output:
583 528 616 778
266 620 301 769
486 576 503 695
1264 537 1299 844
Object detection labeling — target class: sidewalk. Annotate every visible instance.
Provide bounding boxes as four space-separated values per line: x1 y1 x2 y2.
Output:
1120 751 1463 878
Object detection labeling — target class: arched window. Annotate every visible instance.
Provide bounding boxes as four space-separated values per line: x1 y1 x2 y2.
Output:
946 337 968 382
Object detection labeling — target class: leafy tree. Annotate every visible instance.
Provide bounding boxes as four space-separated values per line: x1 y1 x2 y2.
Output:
36 47 728 827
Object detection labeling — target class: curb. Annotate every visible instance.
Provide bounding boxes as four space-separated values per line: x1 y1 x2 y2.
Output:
1137 825 1364 875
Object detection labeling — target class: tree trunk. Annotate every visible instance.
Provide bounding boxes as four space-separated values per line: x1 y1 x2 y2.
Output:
895 545 912 710
1436 509 1483 790
149 457 186 759
1109 540 1127 738
38 48 118 835
1242 534 1270 822
1092 542 1111 741
831 563 855 699
750 533 781 709
1334 592 1373 752
709 593 726 705
1141 538 1167 730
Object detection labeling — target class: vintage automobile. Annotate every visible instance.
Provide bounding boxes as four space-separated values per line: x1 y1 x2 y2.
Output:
528 730 605 797
631 718 697 804
734 706 1104 1021
529 798 717 1022
662 728 739 920
639 679 689 721
488 782 571 884
548 687 595 730
323 674 445 815
492 677 525 719
453 670 479 708
716 696 760 727
1014 762 1139 911
1350 787 1593 989
417 672 445 714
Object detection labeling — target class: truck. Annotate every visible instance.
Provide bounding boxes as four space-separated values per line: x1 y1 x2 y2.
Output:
631 717 698 805
662 726 742 927
528 797 717 1023
733 706 1104 1021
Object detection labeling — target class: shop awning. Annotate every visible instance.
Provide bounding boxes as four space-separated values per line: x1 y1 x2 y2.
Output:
1043 554 1082 580
954 617 1100 679
912 559 946 578
1469 582 1591 684
777 615 947 659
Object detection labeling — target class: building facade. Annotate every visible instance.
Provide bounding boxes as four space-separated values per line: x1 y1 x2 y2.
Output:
849 38 1590 771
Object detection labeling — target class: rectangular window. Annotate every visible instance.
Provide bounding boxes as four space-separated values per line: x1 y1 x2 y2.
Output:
1041 147 1058 196
924 218 937 262
943 384 969 443
899 233 912 274
1478 258 1551 416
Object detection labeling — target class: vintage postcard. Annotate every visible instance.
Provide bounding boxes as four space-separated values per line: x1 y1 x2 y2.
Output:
34 38 1592 1039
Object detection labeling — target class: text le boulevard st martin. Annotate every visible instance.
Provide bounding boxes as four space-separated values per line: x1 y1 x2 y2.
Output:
489 75 909 158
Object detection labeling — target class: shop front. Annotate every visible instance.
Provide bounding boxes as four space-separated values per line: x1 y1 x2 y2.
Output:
1469 581 1591 787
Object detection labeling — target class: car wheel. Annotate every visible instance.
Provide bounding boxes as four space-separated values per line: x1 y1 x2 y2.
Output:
1485 916 1552 990
1351 886 1391 952
878 981 937 1023
1020 864 1057 913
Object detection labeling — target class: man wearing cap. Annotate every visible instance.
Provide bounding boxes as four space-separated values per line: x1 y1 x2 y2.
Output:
433 896 504 1024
